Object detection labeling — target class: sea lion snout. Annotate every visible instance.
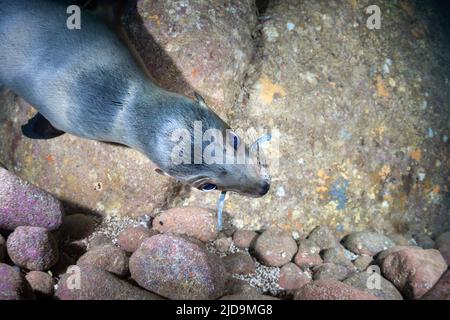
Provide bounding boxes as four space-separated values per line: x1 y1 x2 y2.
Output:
258 180 270 196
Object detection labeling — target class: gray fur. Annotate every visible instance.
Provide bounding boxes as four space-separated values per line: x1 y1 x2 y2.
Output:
0 0 269 196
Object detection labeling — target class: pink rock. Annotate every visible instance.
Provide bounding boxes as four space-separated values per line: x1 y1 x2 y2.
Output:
222 253 255 275
294 279 380 300
232 230 258 250
25 271 55 299
7 226 59 271
279 262 311 291
254 228 297 267
77 245 129 277
422 270 450 300
0 263 35 300
117 226 158 253
381 247 447 299
153 207 218 242
130 234 226 299
294 239 323 269
0 167 63 231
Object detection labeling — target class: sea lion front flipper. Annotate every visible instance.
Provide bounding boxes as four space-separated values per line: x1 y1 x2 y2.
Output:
21 113 65 140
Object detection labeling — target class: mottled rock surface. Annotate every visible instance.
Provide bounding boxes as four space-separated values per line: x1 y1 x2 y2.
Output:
0 167 63 231
381 247 447 299
77 245 129 277
233 230 258 250
130 234 226 300
343 270 403 300
279 262 310 291
175 0 450 237
421 269 450 300
153 207 218 242
117 226 157 253
0 263 35 300
312 263 350 281
25 271 55 299
222 252 255 275
343 231 395 256
294 279 379 300
7 226 59 271
294 239 323 269
56 265 161 300
254 228 297 267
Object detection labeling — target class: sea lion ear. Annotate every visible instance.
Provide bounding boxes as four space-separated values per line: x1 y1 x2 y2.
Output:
154 168 169 176
194 92 208 109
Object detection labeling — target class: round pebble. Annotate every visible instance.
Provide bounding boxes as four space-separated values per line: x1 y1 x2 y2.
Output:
312 263 351 281
77 244 129 276
130 234 226 300
254 228 297 267
153 207 218 242
56 265 161 300
0 167 63 231
294 239 323 269
307 226 338 250
7 226 59 271
0 263 35 300
222 253 255 275
278 262 311 291
343 231 395 256
232 230 258 249
25 271 55 299
117 226 158 253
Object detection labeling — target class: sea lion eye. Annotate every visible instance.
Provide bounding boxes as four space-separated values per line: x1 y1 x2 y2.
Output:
200 183 217 191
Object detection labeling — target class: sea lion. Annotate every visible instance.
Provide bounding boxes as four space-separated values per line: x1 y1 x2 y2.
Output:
0 0 270 196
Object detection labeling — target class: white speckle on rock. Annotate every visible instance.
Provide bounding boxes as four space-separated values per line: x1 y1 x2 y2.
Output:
417 172 426 181
443 135 448 143
276 186 286 197
286 22 295 30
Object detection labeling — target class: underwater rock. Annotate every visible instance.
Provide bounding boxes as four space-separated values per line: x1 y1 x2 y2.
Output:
0 91 174 219
312 263 351 281
343 271 403 300
421 270 450 300
381 247 447 299
56 265 161 300
278 262 311 291
0 263 35 300
435 231 450 265
77 245 129 277
254 228 297 267
232 230 258 250
343 231 395 256
25 271 55 299
153 207 218 242
214 236 233 253
222 252 255 275
7 226 59 271
353 255 373 271
0 167 63 231
307 226 338 250
321 246 354 269
294 239 323 269
60 214 97 241
123 0 257 115
117 226 158 253
294 279 379 300
129 234 226 300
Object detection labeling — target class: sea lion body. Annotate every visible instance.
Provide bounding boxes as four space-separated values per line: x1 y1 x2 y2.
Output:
0 0 270 196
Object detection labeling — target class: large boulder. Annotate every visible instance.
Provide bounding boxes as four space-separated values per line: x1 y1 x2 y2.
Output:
130 234 226 300
175 0 450 237
0 166 63 231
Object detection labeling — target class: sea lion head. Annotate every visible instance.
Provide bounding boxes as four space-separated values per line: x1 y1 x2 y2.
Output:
152 93 270 197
